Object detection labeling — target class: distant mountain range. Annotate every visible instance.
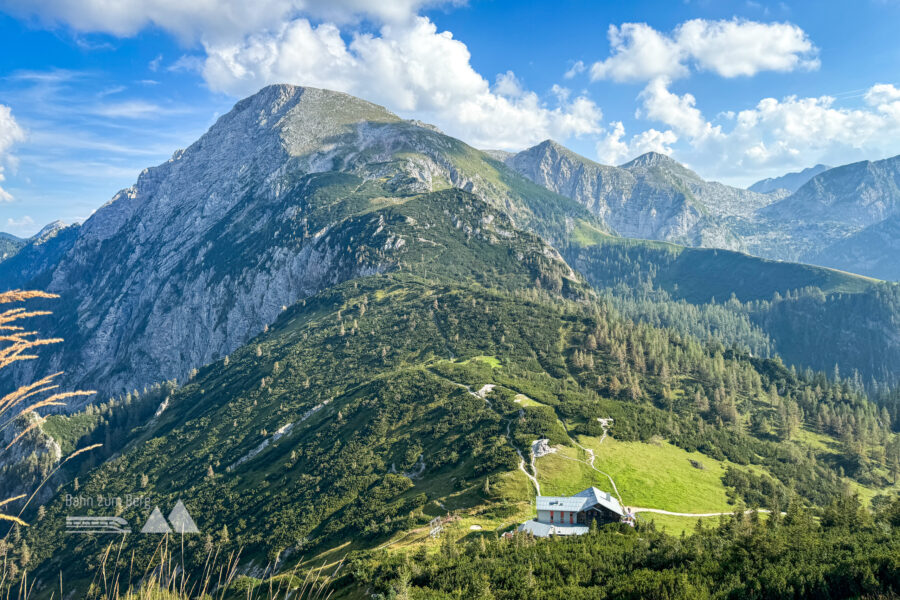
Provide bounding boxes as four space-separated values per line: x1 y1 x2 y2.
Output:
504 140 781 250
748 164 831 194
502 143 900 281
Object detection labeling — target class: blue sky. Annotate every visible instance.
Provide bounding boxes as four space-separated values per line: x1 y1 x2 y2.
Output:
1 0 900 236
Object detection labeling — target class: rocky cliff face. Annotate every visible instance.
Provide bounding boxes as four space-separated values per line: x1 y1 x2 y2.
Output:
503 141 776 248
763 157 900 227
809 214 900 280
747 156 900 277
4 85 593 402
505 140 900 281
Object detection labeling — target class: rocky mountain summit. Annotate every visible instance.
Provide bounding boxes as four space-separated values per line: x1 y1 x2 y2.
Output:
503 140 777 248
504 141 900 281
1 84 594 401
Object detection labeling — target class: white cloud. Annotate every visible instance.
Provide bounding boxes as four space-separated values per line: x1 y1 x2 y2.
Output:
202 17 604 149
866 83 900 104
592 80 900 183
0 105 25 202
638 77 721 140
634 83 900 183
595 120 677 165
728 91 900 162
675 19 818 77
590 23 686 83
589 19 818 83
6 215 34 231
0 1 601 151
493 71 525 98
0 0 449 43
564 60 585 79
89 100 179 119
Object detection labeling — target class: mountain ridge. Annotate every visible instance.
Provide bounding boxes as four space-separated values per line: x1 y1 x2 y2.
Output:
0 84 601 401
748 163 830 194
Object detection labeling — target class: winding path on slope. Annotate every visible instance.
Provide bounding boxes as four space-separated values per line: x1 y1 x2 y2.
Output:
563 418 624 506
430 375 760 518
432 369 542 495
628 507 779 517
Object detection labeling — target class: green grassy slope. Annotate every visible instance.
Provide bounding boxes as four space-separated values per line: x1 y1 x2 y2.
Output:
20 272 898 595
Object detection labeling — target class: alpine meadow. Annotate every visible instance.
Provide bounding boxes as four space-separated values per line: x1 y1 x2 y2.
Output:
0 3 899 599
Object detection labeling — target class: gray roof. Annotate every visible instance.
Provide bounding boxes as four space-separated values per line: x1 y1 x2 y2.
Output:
536 487 623 516
518 520 589 537
536 496 586 511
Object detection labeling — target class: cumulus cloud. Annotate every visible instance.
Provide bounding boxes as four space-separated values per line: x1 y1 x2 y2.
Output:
726 91 900 164
638 78 721 140
590 23 686 83
580 17 899 182
614 83 900 182
0 105 25 202
589 18 818 83
0 0 449 43
675 19 818 77
202 17 604 149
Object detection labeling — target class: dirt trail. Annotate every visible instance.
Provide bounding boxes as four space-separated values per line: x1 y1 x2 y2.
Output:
505 412 540 495
629 507 778 517
567 418 624 505
437 370 540 495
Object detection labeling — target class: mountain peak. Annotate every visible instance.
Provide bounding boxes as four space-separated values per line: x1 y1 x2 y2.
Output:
218 84 401 156
619 152 704 182
619 151 680 169
33 220 67 241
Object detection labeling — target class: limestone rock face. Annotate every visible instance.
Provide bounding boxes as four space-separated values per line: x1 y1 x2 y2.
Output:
503 141 781 249
2 85 589 401
504 141 900 281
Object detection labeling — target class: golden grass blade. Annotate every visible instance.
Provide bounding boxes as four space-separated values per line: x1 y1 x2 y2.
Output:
0 495 25 508
0 291 59 304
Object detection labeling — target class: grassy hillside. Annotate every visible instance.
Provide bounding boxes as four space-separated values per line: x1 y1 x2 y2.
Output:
15 260 898 596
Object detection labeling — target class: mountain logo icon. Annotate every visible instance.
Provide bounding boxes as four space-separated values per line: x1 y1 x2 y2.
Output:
140 500 200 534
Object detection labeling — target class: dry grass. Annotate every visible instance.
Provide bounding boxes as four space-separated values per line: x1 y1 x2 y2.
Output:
0 291 97 591
96 539 340 600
